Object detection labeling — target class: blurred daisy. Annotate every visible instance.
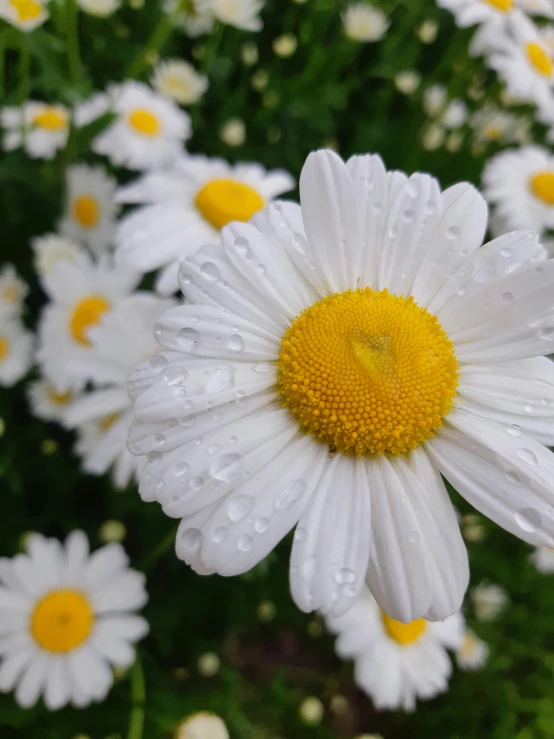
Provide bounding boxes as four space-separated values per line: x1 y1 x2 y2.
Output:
64 294 176 489
0 531 148 710
0 264 28 316
342 3 389 42
36 253 139 391
210 0 264 31
27 379 78 423
440 99 468 128
219 118 246 147
1 102 69 159
437 0 515 27
128 148 554 623
164 0 214 36
175 712 229 739
60 164 119 256
0 0 48 31
32 234 84 277
456 628 489 670
530 545 554 572
470 106 526 144
92 82 191 170
326 588 464 712
482 145 554 231
77 0 121 16
74 92 111 127
471 581 508 620
423 84 447 117
518 0 554 18
115 155 294 294
151 60 209 105
0 314 33 387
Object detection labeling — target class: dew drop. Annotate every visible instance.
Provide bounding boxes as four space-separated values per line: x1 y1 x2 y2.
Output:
229 435 238 444
274 479 306 511
407 181 420 198
234 237 252 259
149 354 168 371
238 534 253 552
174 461 190 477
372 201 383 213
177 327 201 351
408 531 420 544
208 444 220 455
254 517 269 533
447 226 461 239
184 399 193 410
189 476 204 490
228 334 244 352
515 508 542 533
505 470 521 485
291 233 308 255
155 433 166 445
424 201 435 215
501 291 514 302
204 366 236 393
403 209 415 222
334 568 356 585
180 528 202 552
164 365 188 386
227 494 254 522
456 285 468 297
181 273 192 285
253 362 274 373
147 451 161 465
516 448 538 466
294 527 307 541
213 526 228 544
524 403 534 413
500 247 513 258
339 239 347 249
389 226 399 239
506 424 521 437
539 327 554 341
210 453 242 483
200 262 220 281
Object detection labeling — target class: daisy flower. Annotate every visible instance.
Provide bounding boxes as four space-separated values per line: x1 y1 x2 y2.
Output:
77 0 121 16
518 0 554 18
1 102 69 159
176 713 230 739
59 164 119 257
326 588 465 712
0 264 28 317
482 145 554 232
36 252 139 391
470 106 527 145
164 0 215 36
440 99 469 128
151 60 209 105
64 293 176 489
423 84 447 117
27 379 78 423
0 314 33 387
471 581 508 620
342 3 390 42
456 628 489 669
127 148 554 623
92 82 191 171
31 233 85 277
0 0 48 31
437 0 515 27
530 545 554 571
210 0 264 31
115 155 294 295
0 531 148 710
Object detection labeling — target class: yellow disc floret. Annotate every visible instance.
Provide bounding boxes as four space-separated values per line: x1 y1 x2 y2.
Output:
382 611 427 645
69 295 111 345
530 171 554 205
277 288 459 456
484 0 513 11
195 179 265 230
0 338 9 362
10 0 43 22
128 108 162 137
72 195 100 228
526 42 553 77
33 107 67 131
31 589 94 653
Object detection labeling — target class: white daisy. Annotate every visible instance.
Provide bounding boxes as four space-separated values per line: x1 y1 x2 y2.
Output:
1 102 69 160
456 628 489 670
36 252 139 391
470 106 527 144
73 92 111 128
77 0 121 16
176 712 230 739
0 264 28 317
518 0 554 18
0 0 48 31
115 155 294 295
440 99 469 128
127 148 554 623
326 588 465 712
210 0 264 31
471 581 508 620
31 233 85 277
27 379 78 423
342 3 390 42
151 60 209 105
59 164 119 256
423 84 448 117
0 313 33 387
64 293 176 489
482 145 554 232
0 531 148 710
92 82 191 171
437 0 515 27
164 0 215 37
530 545 554 571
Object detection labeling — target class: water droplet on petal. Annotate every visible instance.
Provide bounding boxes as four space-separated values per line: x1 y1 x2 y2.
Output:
208 444 220 455
506 424 522 437
213 526 228 544
253 362 274 373
204 366 236 393
174 461 190 477
189 476 204 490
539 327 554 341
254 517 269 533
210 453 242 483
149 354 168 370
407 182 420 198
515 508 541 533
147 451 161 465
516 448 538 466
334 568 356 584
234 237 252 259
500 247 513 258
180 528 203 552
227 494 254 522
524 403 534 413
456 285 468 297
238 534 253 552
291 233 308 255
447 226 461 239
200 262 220 281
408 531 420 544
274 479 306 511
228 334 244 353
294 527 307 541
502 292 514 302
177 327 201 351
155 433 166 445
403 209 415 222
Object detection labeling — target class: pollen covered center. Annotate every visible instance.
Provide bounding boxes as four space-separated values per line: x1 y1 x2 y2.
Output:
194 178 265 230
277 288 459 456
526 42 553 77
382 611 427 645
483 0 513 11
31 589 94 653
0 338 9 362
128 108 162 137
530 170 554 205
33 108 67 131
72 194 100 228
69 295 111 345
10 0 43 22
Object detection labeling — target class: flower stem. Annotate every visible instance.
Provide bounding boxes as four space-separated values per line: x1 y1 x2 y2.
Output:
65 0 83 85
17 37 30 103
127 656 145 739
126 11 175 79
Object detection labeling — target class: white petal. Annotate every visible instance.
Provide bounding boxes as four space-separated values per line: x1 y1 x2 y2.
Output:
15 652 49 708
90 621 139 667
43 656 70 711
0 646 36 692
84 544 129 589
154 260 180 296
63 530 89 586
290 454 371 617
64 388 130 427
67 645 113 702
90 570 147 613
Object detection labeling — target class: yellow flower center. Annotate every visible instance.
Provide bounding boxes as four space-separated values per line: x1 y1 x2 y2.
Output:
31 589 94 653
194 178 266 230
47 388 73 405
100 412 120 432
277 288 458 456
0 338 9 362
9 0 43 22
483 124 504 141
459 631 477 657
33 108 67 131
128 108 162 137
526 42 553 77
72 194 100 228
530 171 554 205
69 295 111 346
2 285 19 303
382 611 427 645
483 0 513 10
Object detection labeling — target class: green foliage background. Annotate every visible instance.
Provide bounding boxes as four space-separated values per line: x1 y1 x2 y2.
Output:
1 1 553 737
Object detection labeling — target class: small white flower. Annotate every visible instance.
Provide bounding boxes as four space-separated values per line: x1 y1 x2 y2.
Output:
326 588 465 712
197 652 220 677
0 0 48 31
482 144 554 232
530 545 554 572
422 122 446 149
0 531 148 710
299 697 324 725
423 84 448 117
210 0 264 31
395 70 421 94
1 102 69 159
456 628 489 670
92 82 191 170
272 33 298 57
0 313 33 387
74 92 111 128
27 379 78 423
175 712 229 739
342 2 389 42
151 60 209 105
518 0 554 18
437 0 515 28
32 233 85 277
77 0 121 16
418 18 439 43
471 581 509 621
115 154 294 294
0 264 28 317
441 99 469 128
60 164 119 256
470 106 527 144
164 0 215 36
220 117 246 147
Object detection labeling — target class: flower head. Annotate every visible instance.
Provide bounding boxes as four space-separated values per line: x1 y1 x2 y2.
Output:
342 3 389 42
0 0 48 31
1 102 69 159
151 60 209 105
